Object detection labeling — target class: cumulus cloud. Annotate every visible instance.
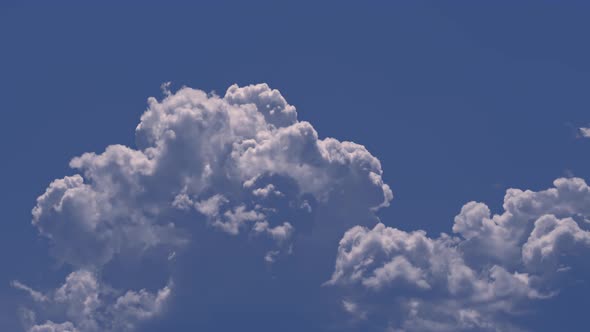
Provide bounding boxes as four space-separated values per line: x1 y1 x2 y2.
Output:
13 270 170 332
31 83 391 269
455 177 590 268
327 178 590 331
24 82 589 332
522 215 590 271
25 83 392 331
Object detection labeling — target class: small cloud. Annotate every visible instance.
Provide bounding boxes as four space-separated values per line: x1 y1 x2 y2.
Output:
160 81 172 96
11 280 48 302
342 299 367 320
578 127 590 138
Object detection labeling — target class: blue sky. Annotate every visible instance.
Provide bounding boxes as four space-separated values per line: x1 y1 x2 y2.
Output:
2 1 590 331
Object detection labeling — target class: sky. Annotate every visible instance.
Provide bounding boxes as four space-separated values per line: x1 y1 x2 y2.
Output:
1 1 590 331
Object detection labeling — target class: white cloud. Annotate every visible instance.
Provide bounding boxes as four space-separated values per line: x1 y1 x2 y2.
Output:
14 270 171 332
579 127 590 137
342 299 367 320
27 82 590 332
32 83 391 270
11 281 49 303
253 220 293 243
328 178 590 331
28 321 78 332
224 83 297 128
251 184 283 198
25 83 392 331
113 284 171 326
522 215 590 270
454 177 590 267
193 194 228 217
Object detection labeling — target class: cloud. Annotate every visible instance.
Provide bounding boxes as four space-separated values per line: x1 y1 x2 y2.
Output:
23 82 590 332
28 321 78 332
579 127 590 138
522 215 590 271
13 270 170 332
31 83 391 269
327 178 590 331
24 83 392 331
454 177 590 268
224 83 297 128
11 281 49 303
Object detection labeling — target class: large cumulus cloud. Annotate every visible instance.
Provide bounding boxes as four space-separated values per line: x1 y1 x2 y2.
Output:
327 177 590 331
18 82 590 332
19 83 392 331
32 83 391 269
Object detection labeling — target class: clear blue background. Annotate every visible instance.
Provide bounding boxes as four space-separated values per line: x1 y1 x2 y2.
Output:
1 1 589 330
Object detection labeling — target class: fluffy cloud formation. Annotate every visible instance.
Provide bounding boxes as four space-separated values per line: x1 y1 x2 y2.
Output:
327 177 590 331
24 82 590 332
25 83 392 331
14 270 170 332
32 83 391 269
